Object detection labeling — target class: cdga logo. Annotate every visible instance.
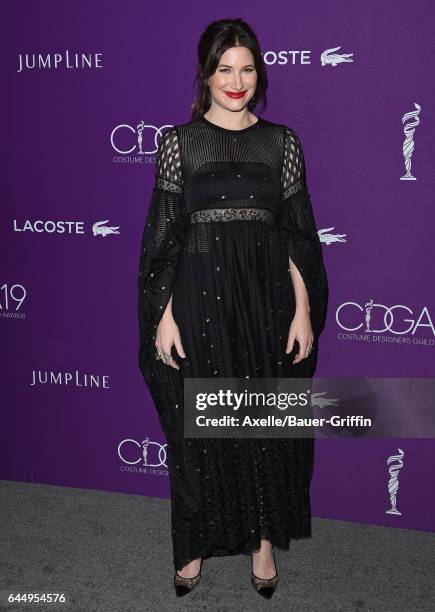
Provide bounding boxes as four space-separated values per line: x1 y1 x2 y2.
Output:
336 299 434 337
118 436 167 468
111 122 173 155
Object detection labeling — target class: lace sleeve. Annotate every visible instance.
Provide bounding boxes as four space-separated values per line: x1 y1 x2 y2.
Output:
277 125 329 337
137 126 188 377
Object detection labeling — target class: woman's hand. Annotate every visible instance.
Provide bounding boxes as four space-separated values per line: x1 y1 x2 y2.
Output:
155 312 186 370
286 308 314 364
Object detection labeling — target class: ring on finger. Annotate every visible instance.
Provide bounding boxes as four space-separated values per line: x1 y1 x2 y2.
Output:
156 351 168 363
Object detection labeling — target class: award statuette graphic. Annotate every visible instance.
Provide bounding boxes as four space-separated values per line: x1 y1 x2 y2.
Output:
141 436 150 467
364 299 374 332
137 120 145 155
138 437 168 469
400 103 421 181
386 448 405 515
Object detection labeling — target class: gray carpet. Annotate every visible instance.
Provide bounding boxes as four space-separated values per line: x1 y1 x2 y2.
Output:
0 480 434 611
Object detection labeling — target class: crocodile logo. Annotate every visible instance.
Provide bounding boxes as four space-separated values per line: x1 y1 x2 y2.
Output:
92 219 120 237
318 227 347 245
321 46 354 66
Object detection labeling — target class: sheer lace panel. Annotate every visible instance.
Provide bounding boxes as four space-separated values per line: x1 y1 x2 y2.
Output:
280 126 306 200
190 207 275 224
156 127 183 191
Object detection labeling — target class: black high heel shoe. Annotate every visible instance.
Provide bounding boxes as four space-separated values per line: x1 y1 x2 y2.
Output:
251 548 279 599
173 559 202 596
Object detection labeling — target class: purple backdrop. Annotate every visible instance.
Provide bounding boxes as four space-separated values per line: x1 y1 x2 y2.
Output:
2 1 434 533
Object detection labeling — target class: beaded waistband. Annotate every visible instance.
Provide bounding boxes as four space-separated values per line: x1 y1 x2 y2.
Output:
190 207 275 224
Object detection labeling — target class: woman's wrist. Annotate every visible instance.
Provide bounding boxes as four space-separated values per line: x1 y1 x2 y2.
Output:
161 307 173 322
161 294 174 321
295 303 310 315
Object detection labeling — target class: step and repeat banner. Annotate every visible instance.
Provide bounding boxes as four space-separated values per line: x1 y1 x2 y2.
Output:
2 1 434 532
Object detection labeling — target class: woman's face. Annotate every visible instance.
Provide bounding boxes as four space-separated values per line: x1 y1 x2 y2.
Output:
207 46 257 112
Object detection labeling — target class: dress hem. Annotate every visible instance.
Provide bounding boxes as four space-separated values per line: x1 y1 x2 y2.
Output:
174 528 313 571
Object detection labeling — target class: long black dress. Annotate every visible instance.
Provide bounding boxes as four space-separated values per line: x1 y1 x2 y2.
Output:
137 115 328 571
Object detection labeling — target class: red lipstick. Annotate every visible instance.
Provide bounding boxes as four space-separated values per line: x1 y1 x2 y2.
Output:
224 91 247 99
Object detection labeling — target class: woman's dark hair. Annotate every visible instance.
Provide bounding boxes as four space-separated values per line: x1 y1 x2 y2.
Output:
191 18 268 120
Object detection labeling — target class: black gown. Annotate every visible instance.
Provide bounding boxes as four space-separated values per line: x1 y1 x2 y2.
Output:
137 115 328 571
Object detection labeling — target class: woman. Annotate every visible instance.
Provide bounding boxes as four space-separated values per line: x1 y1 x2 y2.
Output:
137 18 328 598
